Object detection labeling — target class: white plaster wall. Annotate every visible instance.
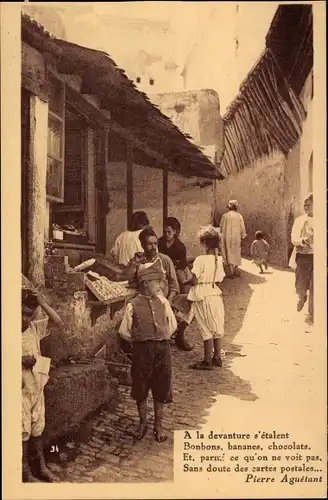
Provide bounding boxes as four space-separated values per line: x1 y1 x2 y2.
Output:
182 3 278 113
299 71 313 208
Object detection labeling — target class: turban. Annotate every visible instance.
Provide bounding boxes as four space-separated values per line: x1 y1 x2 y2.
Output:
228 200 238 209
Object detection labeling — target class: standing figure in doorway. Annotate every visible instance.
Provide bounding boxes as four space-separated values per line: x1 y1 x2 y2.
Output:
219 200 247 278
291 193 314 322
110 211 150 266
158 217 192 294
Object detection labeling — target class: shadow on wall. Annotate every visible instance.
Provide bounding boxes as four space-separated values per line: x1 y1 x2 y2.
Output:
214 154 289 267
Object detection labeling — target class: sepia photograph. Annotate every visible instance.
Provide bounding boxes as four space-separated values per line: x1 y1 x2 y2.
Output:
1 1 326 498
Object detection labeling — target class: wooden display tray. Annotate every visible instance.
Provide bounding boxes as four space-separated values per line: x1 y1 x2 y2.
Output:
88 291 136 308
85 275 130 300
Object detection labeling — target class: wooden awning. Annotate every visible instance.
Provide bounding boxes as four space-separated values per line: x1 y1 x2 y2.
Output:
266 4 313 96
22 13 222 180
221 50 306 177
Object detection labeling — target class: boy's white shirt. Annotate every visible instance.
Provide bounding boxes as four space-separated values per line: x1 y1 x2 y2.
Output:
118 294 177 340
291 214 313 247
289 214 314 269
22 318 51 391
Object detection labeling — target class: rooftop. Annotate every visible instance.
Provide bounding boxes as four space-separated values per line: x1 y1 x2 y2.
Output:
22 13 221 180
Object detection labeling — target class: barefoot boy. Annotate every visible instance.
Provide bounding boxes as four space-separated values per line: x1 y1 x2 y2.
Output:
22 282 62 482
250 231 270 274
119 257 176 442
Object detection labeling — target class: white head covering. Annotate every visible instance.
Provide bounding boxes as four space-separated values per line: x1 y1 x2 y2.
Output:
228 200 238 210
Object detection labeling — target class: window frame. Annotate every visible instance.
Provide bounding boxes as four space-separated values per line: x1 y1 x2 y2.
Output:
46 70 66 203
54 125 87 213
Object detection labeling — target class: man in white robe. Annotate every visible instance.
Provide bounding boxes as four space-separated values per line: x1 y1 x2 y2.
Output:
110 211 149 266
219 200 247 278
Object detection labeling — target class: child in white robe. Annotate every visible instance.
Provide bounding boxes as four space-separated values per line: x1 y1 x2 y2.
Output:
188 226 225 370
22 282 62 482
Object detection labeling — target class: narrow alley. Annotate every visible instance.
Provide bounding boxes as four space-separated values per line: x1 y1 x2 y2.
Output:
45 259 319 483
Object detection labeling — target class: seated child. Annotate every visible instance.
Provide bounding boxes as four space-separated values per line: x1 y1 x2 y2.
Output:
118 257 177 443
250 231 270 274
22 282 62 482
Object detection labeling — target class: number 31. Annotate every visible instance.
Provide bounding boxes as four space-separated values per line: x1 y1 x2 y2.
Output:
50 445 59 453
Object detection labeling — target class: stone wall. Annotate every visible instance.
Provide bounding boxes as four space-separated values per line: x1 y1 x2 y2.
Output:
214 152 290 266
132 163 163 237
41 257 119 364
151 89 224 159
44 361 118 443
167 173 214 259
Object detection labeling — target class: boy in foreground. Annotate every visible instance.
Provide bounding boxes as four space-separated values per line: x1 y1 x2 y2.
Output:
22 280 62 482
119 257 177 442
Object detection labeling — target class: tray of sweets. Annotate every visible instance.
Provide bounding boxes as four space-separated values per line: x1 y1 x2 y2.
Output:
85 274 130 302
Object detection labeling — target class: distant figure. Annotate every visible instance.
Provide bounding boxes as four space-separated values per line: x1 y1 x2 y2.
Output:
110 211 150 266
158 217 192 293
291 193 313 322
250 231 270 274
219 200 247 278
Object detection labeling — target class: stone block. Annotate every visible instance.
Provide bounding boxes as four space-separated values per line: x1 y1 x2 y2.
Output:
40 287 119 363
67 271 86 292
44 255 70 289
43 360 118 444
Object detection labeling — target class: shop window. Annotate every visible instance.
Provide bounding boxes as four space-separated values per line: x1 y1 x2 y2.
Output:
46 74 65 202
52 107 89 244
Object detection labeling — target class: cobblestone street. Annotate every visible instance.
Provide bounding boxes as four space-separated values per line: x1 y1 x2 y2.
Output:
46 259 319 483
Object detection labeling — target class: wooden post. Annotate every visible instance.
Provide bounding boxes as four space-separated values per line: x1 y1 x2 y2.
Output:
163 167 168 231
96 128 108 254
86 127 96 244
126 141 133 230
27 95 48 286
